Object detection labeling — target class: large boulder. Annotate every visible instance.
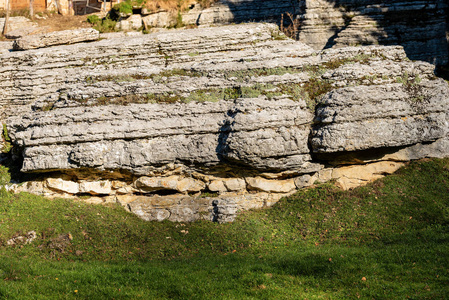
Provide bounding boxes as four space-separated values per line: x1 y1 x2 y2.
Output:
312 80 449 153
7 97 319 174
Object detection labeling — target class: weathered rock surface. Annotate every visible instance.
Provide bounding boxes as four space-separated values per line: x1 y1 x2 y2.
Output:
8 97 318 174
0 41 12 54
0 23 310 122
115 15 143 31
312 80 449 153
142 11 175 28
135 176 206 193
298 0 448 65
12 28 100 50
181 0 301 26
329 161 406 190
3 22 449 223
126 192 290 223
137 0 449 65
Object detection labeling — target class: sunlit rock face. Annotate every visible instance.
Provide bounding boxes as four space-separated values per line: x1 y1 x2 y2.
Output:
3 23 449 222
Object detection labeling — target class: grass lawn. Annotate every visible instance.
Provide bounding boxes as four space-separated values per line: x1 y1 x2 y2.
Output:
0 158 448 299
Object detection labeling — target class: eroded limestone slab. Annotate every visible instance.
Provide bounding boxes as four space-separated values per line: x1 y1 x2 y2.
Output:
13 28 100 50
9 97 317 174
312 80 449 153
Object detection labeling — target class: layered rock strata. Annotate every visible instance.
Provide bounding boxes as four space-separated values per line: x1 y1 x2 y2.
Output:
13 28 100 50
3 23 449 222
9 97 318 174
182 0 301 25
312 80 449 153
123 0 448 65
298 0 448 65
0 23 313 122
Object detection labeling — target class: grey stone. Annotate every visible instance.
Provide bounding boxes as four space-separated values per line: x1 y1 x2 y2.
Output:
12 28 100 50
294 174 313 189
298 0 448 65
142 11 175 28
312 80 449 153
210 199 238 223
181 0 300 26
9 97 317 174
1 23 312 122
116 15 143 31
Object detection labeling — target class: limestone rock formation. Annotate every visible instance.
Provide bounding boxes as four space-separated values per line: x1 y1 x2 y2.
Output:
298 0 448 65
181 0 301 26
3 23 449 222
12 28 100 50
133 0 449 66
0 23 303 122
8 97 319 174
312 80 449 153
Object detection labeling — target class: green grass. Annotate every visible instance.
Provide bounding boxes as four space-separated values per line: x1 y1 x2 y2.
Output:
0 158 448 299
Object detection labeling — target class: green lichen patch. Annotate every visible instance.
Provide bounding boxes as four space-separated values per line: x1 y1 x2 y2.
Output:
76 51 391 110
84 69 202 85
396 72 430 104
75 79 333 111
322 53 387 70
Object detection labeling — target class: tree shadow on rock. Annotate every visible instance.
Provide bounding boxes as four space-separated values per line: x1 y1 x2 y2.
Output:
300 0 448 65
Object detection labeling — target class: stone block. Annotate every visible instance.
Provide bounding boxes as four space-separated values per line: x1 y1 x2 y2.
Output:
13 28 100 50
79 180 112 195
134 176 205 193
332 161 405 190
294 174 313 189
208 180 227 193
142 11 175 28
116 14 143 31
246 177 296 193
223 178 246 192
46 178 79 194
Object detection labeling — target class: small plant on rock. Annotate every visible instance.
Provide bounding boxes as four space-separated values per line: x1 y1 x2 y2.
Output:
396 71 429 104
2 124 12 154
86 15 117 33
